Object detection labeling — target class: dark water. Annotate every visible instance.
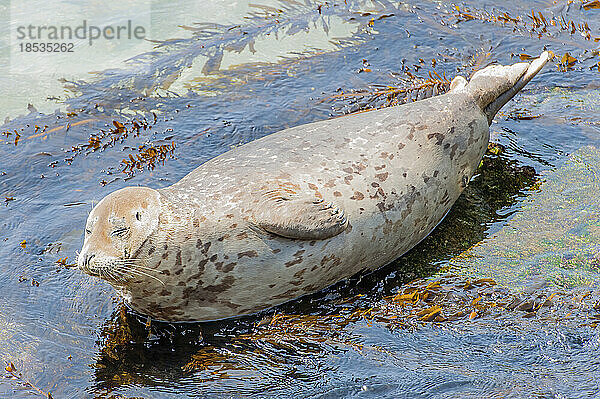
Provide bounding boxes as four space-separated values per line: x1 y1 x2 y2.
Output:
1 0 600 398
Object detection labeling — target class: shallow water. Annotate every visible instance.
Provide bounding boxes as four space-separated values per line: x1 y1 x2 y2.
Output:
1 0 600 398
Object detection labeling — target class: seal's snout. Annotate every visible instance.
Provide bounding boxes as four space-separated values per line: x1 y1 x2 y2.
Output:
462 51 549 124
77 249 96 275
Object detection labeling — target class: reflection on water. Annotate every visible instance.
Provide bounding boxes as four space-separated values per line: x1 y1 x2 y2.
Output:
1 0 600 398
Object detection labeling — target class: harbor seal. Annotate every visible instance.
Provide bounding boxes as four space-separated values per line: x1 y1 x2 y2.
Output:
78 53 549 322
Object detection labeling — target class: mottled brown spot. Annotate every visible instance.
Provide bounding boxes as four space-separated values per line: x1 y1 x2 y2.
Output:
294 269 306 278
374 164 386 171
350 191 365 200
182 275 236 302
159 289 170 296
308 183 318 191
226 214 234 219
236 232 248 240
427 132 444 145
450 143 459 158
162 252 169 260
285 258 303 268
272 288 300 300
343 167 353 174
370 187 386 199
219 300 242 310
377 201 393 213
218 262 236 272
375 172 389 182
398 143 405 150
324 179 336 188
272 248 281 254
380 151 389 159
238 250 258 259
193 218 200 228
344 175 353 184
333 191 342 197
147 246 155 255
175 251 182 266
209 254 218 262
371 182 379 187
197 258 208 272
217 234 230 242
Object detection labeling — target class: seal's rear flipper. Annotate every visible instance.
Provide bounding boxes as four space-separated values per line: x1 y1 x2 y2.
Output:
457 52 549 125
252 187 348 240
483 52 549 124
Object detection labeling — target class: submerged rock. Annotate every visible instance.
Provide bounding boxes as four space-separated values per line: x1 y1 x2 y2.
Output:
450 145 600 290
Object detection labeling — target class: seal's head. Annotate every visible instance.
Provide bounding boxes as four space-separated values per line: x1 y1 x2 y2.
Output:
78 187 161 285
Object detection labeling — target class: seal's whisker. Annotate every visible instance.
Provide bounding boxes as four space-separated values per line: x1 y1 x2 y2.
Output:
128 264 162 273
108 271 122 283
114 262 163 277
113 260 139 266
127 268 166 286
115 261 163 274
110 268 128 283
99 268 110 283
115 258 147 264
104 268 119 282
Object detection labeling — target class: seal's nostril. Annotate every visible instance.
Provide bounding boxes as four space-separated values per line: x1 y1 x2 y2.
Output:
84 254 95 268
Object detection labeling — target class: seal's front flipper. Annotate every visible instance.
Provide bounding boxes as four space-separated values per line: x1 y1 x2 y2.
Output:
252 187 348 240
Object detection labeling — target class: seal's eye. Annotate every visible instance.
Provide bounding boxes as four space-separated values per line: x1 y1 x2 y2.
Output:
135 212 141 221
85 228 92 235
110 227 129 237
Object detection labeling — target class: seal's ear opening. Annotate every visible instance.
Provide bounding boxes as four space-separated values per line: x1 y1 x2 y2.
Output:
466 52 549 125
